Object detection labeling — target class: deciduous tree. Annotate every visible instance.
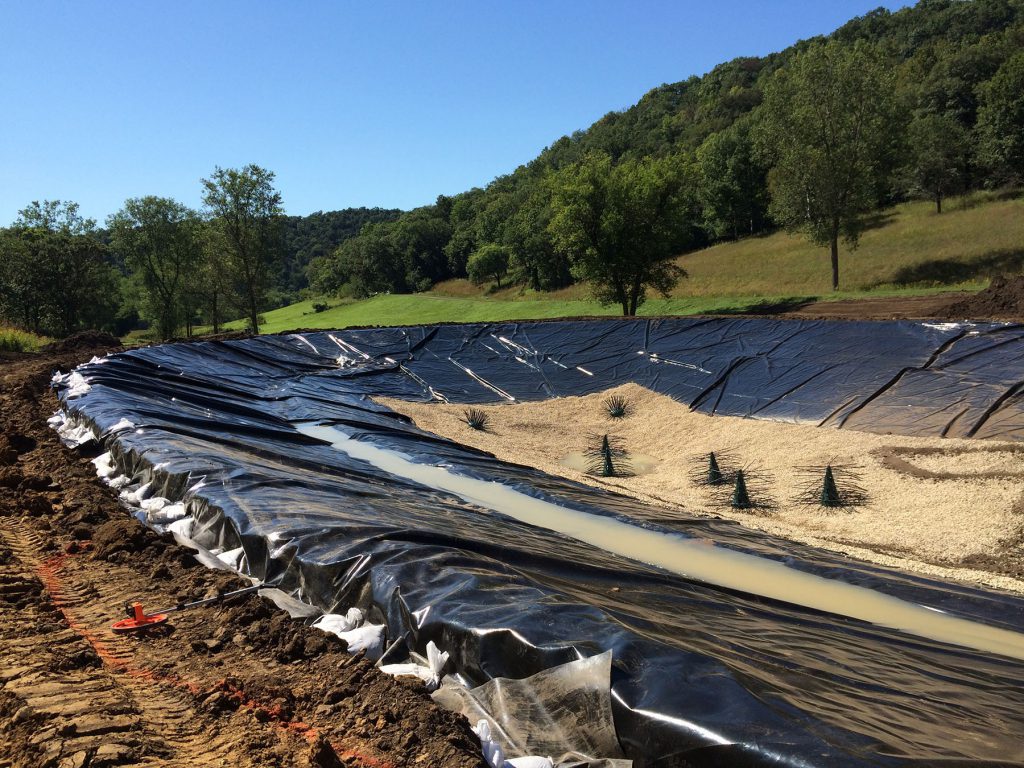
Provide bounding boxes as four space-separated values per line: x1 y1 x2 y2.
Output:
976 51 1024 184
696 120 769 239
756 40 902 289
1 201 118 336
905 113 969 213
108 196 203 339
549 152 696 316
201 165 284 333
467 244 510 289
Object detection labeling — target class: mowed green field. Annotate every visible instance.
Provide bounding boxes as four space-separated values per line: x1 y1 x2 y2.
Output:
213 293 811 336
208 192 1021 336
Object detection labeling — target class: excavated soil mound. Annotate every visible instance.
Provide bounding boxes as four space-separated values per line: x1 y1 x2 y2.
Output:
944 275 1024 322
40 330 122 354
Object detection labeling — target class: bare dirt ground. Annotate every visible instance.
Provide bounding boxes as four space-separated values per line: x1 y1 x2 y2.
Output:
765 277 1024 322
379 383 1024 595
0 338 483 768
777 292 971 320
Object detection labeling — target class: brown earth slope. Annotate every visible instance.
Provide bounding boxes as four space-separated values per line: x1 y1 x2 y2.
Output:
0 341 484 768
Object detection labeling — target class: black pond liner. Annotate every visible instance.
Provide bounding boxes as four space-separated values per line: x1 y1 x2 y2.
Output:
56 317 1024 767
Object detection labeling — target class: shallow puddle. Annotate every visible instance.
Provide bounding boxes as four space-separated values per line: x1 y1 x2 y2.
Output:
560 451 658 475
298 421 1024 662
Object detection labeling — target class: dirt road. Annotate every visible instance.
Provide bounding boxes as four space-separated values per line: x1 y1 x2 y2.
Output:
0 341 484 768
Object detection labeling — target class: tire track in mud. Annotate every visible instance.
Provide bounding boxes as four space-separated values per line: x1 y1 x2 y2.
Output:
0 525 154 768
0 521 317 768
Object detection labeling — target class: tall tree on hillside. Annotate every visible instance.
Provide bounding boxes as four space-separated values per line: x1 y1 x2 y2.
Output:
443 189 486 277
549 152 697 316
905 113 969 213
467 244 511 289
108 196 203 339
505 177 570 291
201 165 284 333
695 120 770 239
976 51 1024 184
328 222 404 297
756 40 902 290
391 204 452 292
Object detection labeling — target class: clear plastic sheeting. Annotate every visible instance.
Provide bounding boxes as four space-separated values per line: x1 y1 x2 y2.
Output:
53 318 1024 767
434 651 629 768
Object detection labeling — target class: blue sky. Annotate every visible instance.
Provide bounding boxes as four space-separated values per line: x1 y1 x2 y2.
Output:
1 1 909 225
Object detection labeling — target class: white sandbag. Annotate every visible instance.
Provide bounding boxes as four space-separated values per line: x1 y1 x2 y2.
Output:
140 496 168 513
313 607 364 634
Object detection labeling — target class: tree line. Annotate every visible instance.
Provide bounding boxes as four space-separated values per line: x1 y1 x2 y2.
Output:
0 165 286 339
0 168 400 340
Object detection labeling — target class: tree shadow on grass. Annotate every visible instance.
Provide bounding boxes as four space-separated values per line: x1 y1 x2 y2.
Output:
954 187 1022 211
878 248 1024 288
859 210 898 233
714 296 821 315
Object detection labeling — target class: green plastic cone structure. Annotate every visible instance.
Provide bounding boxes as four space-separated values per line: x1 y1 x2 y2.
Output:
601 435 615 477
820 465 841 507
731 469 752 509
707 452 724 485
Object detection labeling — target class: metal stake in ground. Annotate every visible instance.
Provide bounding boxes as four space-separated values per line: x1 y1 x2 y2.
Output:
111 584 264 634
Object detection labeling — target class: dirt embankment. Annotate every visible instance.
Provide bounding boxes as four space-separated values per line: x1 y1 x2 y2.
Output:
379 383 1024 594
777 292 972 321
774 276 1024 324
0 343 483 768
943 275 1024 322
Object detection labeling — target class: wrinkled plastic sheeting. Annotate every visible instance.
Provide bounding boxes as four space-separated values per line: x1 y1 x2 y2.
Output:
336 318 1024 439
53 318 1024 767
434 651 628 768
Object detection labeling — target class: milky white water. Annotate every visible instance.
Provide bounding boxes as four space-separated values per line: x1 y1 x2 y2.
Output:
560 451 658 475
297 422 1024 662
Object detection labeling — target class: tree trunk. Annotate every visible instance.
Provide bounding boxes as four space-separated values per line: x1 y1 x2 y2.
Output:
248 286 259 334
830 235 840 291
620 298 629 316
936 194 942 214
627 288 640 317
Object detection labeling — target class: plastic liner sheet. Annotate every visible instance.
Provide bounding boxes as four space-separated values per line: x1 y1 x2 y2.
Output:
55 318 1024 767
433 651 629 767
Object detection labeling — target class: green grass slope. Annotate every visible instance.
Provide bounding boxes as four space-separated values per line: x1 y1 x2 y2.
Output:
675 193 1023 297
206 192 1021 336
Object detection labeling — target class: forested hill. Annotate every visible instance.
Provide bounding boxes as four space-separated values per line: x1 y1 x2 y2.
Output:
279 207 402 295
309 0 1024 301
531 1 1023 168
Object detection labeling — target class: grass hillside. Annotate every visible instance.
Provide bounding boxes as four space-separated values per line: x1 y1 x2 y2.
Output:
676 192 1023 297
200 191 1021 336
